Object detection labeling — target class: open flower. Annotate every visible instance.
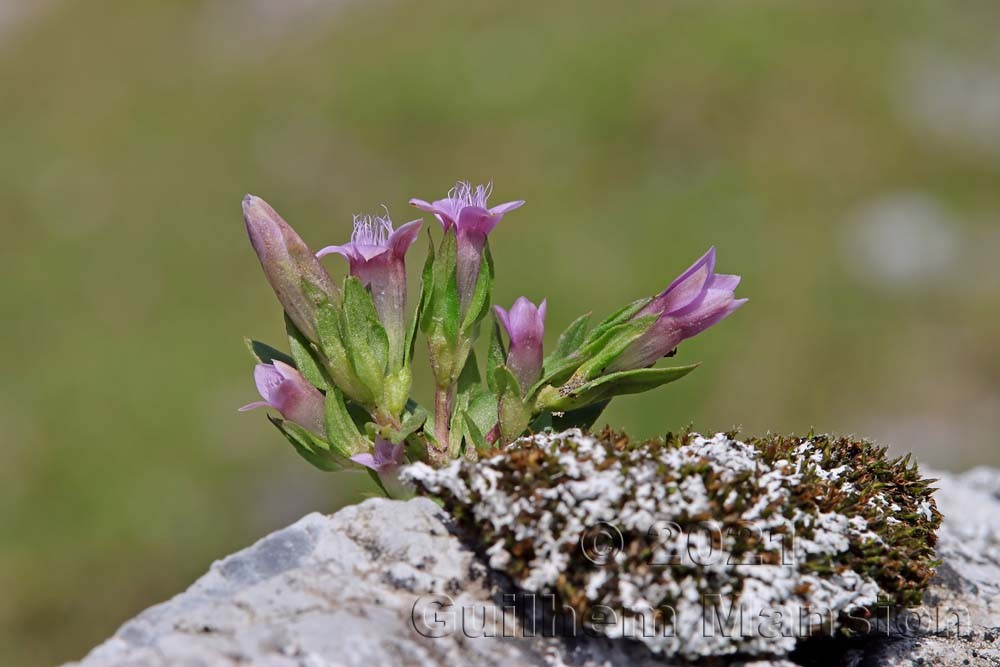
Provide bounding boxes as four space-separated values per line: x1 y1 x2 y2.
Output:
243 195 338 343
239 361 327 436
350 438 405 472
608 247 746 372
316 210 422 368
494 297 547 392
410 181 523 309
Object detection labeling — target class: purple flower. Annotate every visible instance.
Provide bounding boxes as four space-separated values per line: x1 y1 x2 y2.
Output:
243 195 338 343
608 247 746 372
316 210 422 368
350 437 405 472
494 297 547 392
239 361 327 436
410 181 524 309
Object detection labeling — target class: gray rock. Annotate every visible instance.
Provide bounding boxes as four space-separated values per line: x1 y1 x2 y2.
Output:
66 468 1000 667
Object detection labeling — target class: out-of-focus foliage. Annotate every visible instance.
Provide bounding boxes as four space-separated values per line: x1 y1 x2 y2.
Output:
2 1 999 664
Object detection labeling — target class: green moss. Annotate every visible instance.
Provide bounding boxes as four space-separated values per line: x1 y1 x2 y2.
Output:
409 428 942 652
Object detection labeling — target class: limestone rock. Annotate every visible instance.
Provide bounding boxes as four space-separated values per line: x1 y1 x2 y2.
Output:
66 467 1000 667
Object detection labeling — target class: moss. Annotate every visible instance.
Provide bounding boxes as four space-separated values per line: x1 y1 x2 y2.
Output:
404 428 942 657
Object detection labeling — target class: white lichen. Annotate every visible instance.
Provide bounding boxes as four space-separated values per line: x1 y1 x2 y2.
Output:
402 428 939 659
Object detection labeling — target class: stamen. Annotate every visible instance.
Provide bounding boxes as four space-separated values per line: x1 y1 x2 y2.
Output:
449 180 493 208
350 206 394 246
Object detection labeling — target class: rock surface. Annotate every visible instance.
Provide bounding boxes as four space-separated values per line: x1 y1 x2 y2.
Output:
66 467 1000 667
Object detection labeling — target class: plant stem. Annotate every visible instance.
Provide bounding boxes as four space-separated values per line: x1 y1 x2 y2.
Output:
433 386 452 464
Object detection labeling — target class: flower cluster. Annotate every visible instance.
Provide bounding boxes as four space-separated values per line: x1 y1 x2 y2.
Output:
240 182 745 489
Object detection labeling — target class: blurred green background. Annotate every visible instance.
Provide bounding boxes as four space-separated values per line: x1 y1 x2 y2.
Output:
2 1 1000 664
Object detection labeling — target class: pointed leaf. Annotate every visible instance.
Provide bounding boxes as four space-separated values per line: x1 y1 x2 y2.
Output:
285 315 331 389
465 390 498 443
539 364 699 412
245 338 294 366
381 405 428 443
461 241 494 334
324 387 371 456
314 299 373 404
462 410 488 452
571 315 658 381
576 364 700 397
496 365 531 444
418 230 437 333
586 297 651 343
486 317 506 395
422 230 460 345
448 351 482 457
269 415 346 472
544 312 591 367
340 276 389 399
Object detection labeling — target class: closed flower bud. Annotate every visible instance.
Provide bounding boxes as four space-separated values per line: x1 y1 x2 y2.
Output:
494 297 547 393
243 194 338 342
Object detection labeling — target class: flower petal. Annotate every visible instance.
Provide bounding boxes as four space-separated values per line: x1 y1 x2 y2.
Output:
493 304 512 335
409 197 458 229
373 438 405 466
457 206 500 237
253 363 284 402
238 400 271 412
708 273 741 291
489 200 525 216
387 218 423 258
350 452 378 470
355 244 390 262
676 290 745 339
653 247 717 315
315 244 356 260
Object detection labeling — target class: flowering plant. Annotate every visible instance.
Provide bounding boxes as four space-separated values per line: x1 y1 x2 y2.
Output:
240 182 745 492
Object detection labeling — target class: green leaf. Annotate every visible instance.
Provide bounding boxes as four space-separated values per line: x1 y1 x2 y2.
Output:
285 315 331 389
530 315 655 395
531 354 583 395
544 312 591 366
465 390 498 441
486 317 506 395
382 366 412 419
586 297 652 343
314 299 373 405
571 315 658 381
340 276 389 399
462 410 488 452
324 387 371 456
245 338 294 366
381 405 428 443
496 365 531 444
422 230 460 345
417 230 437 333
438 234 461 345
461 241 494 334
576 364 699 397
538 363 699 412
405 235 434 366
456 348 482 394
531 312 593 393
269 415 346 472
448 351 483 457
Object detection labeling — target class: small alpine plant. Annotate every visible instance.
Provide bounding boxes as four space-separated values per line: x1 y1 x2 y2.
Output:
240 182 745 491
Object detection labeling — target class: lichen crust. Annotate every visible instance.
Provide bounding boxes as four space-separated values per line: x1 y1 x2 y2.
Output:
402 428 941 658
